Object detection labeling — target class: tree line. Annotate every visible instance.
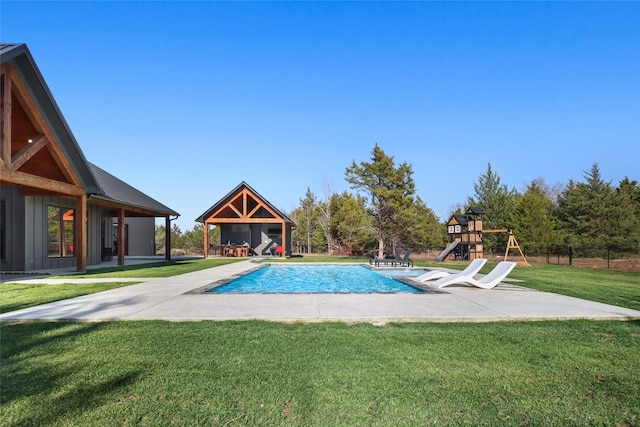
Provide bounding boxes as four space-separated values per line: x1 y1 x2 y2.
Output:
159 144 640 258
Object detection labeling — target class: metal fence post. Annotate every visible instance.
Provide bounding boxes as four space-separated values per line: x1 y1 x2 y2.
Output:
569 246 573 266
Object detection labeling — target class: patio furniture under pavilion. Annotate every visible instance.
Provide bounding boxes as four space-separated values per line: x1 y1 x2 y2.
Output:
196 182 295 258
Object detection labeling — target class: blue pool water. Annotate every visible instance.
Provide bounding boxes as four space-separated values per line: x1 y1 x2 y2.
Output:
208 264 424 293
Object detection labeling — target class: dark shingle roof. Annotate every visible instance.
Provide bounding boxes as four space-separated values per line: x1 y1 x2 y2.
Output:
88 163 179 217
466 206 485 215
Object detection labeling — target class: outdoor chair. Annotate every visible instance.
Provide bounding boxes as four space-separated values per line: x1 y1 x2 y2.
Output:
415 258 487 282
371 248 404 267
392 248 414 267
432 261 517 289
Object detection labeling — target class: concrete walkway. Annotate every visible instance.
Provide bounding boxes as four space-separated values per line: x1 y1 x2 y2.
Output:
2 260 639 323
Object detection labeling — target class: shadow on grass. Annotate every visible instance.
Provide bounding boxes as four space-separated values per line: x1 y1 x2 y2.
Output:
1 322 143 426
60 258 242 279
1 282 136 314
1 293 151 321
72 260 183 276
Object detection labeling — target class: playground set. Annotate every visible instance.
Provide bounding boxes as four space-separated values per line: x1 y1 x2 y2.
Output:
438 207 529 265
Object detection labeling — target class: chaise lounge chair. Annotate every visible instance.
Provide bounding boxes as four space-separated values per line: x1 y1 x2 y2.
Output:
432 261 517 289
415 258 487 282
371 248 404 267
392 248 414 267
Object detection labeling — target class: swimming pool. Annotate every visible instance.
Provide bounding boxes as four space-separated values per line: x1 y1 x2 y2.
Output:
207 264 425 293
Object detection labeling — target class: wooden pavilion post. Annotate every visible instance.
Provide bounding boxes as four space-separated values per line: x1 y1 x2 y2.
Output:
76 193 87 272
118 208 125 265
203 222 209 258
281 220 287 258
1 66 12 165
165 215 171 261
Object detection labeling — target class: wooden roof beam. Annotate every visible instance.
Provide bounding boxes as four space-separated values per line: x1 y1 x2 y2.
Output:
206 217 283 224
7 64 81 186
1 66 12 165
10 134 48 170
1 167 84 196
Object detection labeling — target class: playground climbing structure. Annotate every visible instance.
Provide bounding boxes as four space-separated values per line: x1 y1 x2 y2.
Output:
441 207 529 265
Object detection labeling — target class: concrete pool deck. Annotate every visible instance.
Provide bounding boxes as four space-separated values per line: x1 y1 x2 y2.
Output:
2 260 640 323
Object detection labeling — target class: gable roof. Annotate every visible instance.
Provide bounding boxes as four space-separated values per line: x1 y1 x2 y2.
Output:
1 43 101 194
447 214 468 227
196 181 293 224
447 206 485 227
88 163 179 217
466 206 485 215
2 43 178 218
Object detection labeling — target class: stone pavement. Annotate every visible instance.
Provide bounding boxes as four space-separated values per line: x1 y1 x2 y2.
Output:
2 260 639 323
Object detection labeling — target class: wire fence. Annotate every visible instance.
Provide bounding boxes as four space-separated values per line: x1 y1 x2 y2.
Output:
484 245 640 273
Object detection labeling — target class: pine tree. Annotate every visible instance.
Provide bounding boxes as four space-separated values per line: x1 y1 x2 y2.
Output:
329 191 374 255
467 163 518 252
612 177 640 251
557 163 616 252
510 180 561 254
467 163 517 230
345 144 416 258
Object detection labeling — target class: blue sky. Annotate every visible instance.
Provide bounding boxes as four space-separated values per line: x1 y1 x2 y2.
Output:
2 1 639 231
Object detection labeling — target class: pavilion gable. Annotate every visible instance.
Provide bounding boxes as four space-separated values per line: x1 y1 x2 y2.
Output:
198 181 292 225
196 182 294 258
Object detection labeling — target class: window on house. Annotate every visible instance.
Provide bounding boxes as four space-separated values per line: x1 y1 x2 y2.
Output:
47 206 75 258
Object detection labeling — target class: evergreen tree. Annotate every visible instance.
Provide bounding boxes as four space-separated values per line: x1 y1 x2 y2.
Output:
467 163 517 230
612 177 640 251
557 163 616 251
397 196 446 253
345 144 416 258
299 187 320 254
182 224 204 254
467 163 518 251
329 191 374 255
510 180 561 254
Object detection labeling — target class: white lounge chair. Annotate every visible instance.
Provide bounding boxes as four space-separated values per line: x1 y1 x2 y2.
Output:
415 258 487 282
433 261 517 289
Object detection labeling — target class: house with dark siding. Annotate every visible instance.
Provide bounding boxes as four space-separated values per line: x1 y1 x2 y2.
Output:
0 43 178 272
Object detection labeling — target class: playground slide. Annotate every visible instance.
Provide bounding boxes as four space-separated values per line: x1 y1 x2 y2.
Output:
436 241 459 262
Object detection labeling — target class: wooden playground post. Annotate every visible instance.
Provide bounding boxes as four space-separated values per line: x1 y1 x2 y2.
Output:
483 229 530 266
504 231 529 266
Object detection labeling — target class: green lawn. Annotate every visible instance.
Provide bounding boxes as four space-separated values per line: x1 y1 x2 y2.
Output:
0 258 243 314
1 320 638 426
0 282 137 314
2 258 639 426
508 263 640 312
414 260 640 312
55 257 243 278
3 258 639 313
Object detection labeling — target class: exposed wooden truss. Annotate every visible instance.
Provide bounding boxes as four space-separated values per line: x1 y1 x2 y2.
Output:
1 63 83 195
203 186 288 258
1 63 87 270
204 187 283 224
